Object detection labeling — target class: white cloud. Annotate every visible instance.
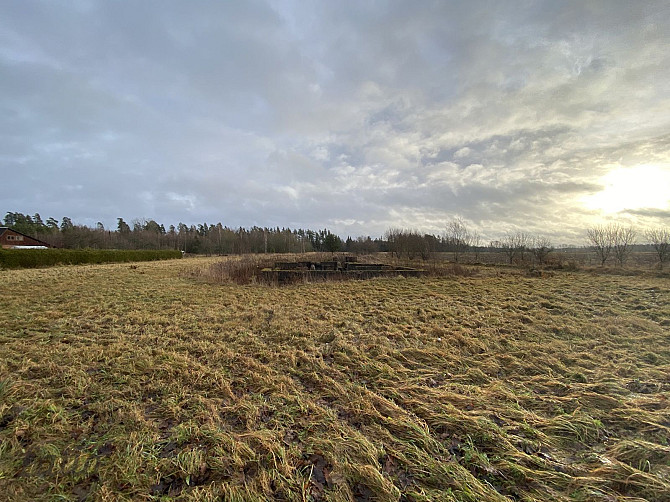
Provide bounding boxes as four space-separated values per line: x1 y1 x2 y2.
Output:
453 147 471 159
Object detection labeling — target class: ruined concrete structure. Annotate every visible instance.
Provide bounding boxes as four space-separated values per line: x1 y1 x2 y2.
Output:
262 257 425 284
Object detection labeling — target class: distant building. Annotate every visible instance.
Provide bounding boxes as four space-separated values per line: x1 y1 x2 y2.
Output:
0 227 52 249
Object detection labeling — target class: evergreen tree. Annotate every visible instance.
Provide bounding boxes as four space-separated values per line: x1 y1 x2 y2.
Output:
60 217 74 232
117 218 131 233
323 231 342 252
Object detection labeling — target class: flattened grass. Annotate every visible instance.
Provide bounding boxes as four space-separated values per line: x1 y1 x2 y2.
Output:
0 257 669 501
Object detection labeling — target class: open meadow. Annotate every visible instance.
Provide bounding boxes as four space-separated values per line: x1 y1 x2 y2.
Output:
1 256 669 501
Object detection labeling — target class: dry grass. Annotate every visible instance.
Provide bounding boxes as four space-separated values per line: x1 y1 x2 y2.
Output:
1 256 669 501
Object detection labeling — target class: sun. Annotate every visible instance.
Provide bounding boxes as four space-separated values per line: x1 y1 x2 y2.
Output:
584 164 670 214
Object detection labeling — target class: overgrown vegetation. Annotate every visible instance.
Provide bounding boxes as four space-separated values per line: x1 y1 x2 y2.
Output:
0 248 182 269
190 254 477 286
1 257 668 501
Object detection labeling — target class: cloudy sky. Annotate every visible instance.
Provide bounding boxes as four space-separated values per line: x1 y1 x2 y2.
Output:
2 1 669 243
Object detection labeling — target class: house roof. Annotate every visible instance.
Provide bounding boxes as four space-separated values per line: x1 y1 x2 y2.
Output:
0 227 52 247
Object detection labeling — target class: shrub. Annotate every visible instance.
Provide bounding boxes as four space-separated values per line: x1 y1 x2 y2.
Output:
0 249 182 269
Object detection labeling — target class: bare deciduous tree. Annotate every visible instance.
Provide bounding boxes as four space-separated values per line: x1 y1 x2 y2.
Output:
645 228 670 269
409 231 432 260
501 232 530 265
384 228 432 260
531 236 554 265
586 224 617 266
613 225 636 267
444 217 471 263
385 228 402 258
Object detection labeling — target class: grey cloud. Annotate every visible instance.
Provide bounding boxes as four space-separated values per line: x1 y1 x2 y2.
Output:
2 1 670 243
622 208 670 220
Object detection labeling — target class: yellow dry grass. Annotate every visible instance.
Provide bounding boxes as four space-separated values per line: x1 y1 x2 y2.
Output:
0 256 668 501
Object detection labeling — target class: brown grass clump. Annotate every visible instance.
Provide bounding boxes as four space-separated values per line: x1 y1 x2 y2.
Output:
205 254 278 284
1 257 669 501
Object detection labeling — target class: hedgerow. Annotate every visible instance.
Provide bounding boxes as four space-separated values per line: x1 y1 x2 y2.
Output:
0 248 182 269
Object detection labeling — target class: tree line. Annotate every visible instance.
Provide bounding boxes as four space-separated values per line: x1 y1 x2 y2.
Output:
3 211 669 269
586 223 669 269
3 212 343 254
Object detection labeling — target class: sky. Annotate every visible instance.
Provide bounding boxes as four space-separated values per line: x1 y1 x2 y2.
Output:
2 1 670 244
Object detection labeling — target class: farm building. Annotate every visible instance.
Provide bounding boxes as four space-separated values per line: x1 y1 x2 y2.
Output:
0 227 52 249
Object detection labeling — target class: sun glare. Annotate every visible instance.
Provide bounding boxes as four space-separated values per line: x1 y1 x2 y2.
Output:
584 164 670 214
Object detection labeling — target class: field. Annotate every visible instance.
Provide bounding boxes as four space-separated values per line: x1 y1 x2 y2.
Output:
1 256 669 501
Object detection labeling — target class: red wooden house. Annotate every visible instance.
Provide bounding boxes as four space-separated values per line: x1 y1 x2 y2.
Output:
0 227 52 249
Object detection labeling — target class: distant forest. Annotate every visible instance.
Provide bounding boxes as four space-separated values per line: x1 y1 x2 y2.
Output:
3 212 350 254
